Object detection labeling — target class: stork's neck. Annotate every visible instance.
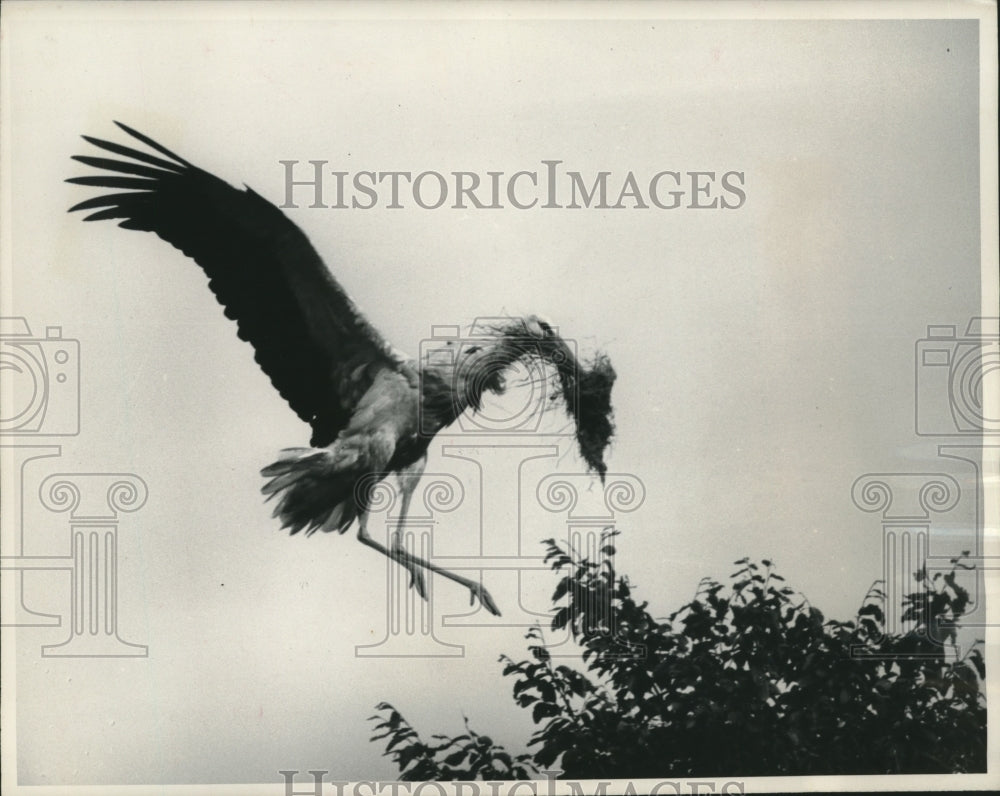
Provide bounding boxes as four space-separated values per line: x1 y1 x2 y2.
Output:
419 320 565 434
418 337 512 431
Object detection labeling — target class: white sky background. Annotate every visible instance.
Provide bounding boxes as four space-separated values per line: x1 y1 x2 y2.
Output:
0 3 992 788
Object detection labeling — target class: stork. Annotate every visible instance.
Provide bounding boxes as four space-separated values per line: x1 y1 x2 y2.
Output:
68 123 616 616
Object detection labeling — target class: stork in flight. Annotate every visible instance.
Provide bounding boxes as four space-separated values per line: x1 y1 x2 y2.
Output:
68 122 616 616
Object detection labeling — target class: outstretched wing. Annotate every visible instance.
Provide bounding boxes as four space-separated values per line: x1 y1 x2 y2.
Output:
68 122 407 447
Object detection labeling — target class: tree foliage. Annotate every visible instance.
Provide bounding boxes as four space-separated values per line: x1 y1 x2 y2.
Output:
368 706 536 781
371 533 985 779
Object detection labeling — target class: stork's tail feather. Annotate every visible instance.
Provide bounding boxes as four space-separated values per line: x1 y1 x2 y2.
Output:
260 448 356 536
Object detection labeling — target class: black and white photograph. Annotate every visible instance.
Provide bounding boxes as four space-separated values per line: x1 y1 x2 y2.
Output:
1 2 997 794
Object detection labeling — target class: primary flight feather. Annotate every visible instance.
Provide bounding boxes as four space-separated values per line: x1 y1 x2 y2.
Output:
69 122 616 616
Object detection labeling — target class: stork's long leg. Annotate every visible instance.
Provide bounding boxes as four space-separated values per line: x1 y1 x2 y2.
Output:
391 459 428 600
356 513 501 617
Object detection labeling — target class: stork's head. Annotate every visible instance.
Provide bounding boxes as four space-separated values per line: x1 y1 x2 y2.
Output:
525 314 556 340
524 314 569 366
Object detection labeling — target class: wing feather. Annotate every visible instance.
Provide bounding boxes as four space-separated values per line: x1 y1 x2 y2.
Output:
66 175 161 190
81 134 187 172
68 123 407 446
70 155 169 179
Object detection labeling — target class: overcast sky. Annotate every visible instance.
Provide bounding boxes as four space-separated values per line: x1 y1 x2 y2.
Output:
1 3 993 789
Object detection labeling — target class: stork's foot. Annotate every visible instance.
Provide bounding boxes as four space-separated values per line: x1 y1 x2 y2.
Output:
468 582 502 617
392 543 428 601
406 566 428 601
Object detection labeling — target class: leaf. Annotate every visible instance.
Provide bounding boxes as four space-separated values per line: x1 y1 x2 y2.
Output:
968 649 986 679
532 701 560 723
385 731 416 753
549 555 572 571
530 645 551 662
533 744 559 767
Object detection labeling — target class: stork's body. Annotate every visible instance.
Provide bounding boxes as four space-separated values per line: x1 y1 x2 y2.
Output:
68 123 616 616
